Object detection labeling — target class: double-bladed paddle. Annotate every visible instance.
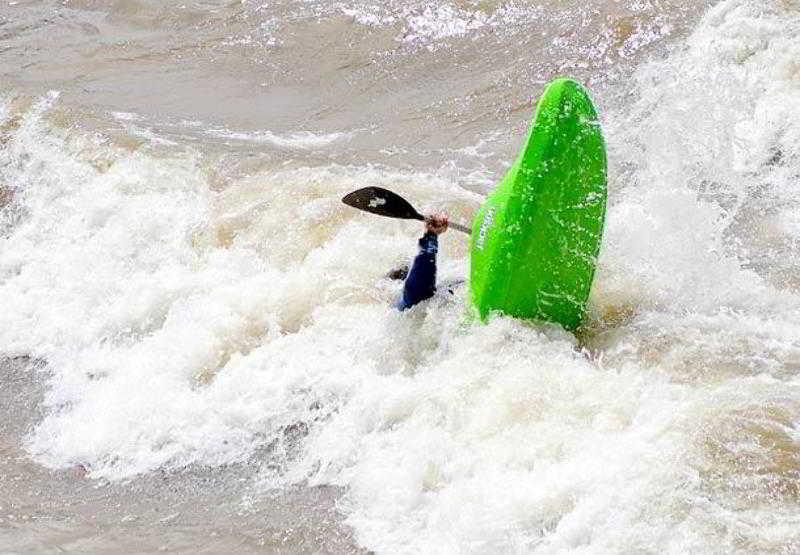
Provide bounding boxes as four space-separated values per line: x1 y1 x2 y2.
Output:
341 187 471 234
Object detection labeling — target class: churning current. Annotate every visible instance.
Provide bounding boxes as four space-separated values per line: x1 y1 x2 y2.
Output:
1 0 799 553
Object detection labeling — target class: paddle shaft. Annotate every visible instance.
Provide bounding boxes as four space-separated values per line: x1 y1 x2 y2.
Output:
409 213 471 235
385 211 472 235
426 217 471 235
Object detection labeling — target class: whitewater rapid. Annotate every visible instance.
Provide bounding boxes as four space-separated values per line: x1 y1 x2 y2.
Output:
2 0 800 552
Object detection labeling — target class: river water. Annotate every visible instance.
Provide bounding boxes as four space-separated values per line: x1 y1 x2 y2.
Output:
2 0 800 553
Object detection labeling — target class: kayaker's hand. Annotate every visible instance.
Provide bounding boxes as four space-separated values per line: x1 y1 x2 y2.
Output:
425 213 448 235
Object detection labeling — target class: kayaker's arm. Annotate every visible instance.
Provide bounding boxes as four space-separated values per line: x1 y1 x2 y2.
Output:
397 214 448 311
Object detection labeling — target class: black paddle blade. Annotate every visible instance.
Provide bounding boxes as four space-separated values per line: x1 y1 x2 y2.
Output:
341 187 424 221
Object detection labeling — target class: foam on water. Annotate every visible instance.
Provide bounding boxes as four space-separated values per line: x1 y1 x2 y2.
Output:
2 0 800 552
336 1 534 43
203 128 351 149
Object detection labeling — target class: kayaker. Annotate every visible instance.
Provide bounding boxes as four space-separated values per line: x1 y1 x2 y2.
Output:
394 213 449 310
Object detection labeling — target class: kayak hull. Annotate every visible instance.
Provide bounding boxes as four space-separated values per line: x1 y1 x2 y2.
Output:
469 78 607 330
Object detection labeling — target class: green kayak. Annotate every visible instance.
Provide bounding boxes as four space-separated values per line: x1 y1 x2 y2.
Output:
469 78 607 330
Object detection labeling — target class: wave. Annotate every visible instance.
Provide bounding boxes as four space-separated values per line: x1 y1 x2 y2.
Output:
203 128 351 149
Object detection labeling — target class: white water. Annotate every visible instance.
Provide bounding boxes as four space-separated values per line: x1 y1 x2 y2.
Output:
2 0 800 552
